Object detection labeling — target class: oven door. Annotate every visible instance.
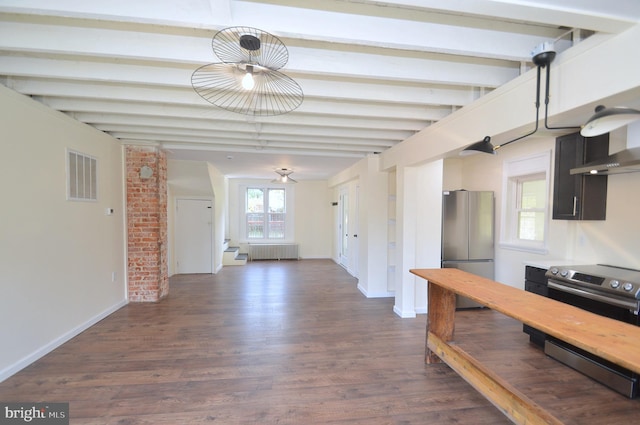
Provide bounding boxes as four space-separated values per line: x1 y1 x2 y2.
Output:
547 279 640 325
546 278 639 398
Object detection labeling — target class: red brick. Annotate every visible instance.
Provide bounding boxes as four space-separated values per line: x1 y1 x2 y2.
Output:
126 146 168 303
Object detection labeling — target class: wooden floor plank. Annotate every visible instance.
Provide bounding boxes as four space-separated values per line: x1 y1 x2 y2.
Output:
0 260 638 424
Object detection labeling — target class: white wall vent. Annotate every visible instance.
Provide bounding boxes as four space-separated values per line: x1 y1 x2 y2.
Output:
67 149 97 201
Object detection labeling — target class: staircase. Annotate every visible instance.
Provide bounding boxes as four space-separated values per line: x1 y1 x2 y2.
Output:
222 240 247 266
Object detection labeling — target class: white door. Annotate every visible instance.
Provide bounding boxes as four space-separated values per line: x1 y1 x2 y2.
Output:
175 199 213 274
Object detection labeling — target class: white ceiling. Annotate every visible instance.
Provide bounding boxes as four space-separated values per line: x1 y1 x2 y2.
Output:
1 0 640 180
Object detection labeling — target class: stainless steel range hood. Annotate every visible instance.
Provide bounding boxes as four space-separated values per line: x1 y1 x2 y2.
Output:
570 146 640 175
570 121 640 175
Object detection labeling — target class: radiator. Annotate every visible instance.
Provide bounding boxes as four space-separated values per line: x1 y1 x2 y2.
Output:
249 244 299 261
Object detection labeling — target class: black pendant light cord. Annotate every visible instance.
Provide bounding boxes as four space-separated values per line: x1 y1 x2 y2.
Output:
543 64 581 131
463 38 598 156
496 64 542 150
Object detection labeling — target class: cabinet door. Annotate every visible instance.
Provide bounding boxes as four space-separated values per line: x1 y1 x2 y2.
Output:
552 132 608 220
552 132 583 220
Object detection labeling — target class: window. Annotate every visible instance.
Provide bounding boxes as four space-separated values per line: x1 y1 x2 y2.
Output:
500 151 551 253
67 150 97 201
515 175 546 241
246 187 286 239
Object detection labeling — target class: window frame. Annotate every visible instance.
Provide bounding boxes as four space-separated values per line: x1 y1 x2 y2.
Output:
499 150 551 254
240 184 295 243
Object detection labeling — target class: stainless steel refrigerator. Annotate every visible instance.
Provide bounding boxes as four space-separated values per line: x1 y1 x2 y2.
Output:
441 190 495 309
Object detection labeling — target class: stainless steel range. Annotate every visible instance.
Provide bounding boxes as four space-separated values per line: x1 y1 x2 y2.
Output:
544 264 640 398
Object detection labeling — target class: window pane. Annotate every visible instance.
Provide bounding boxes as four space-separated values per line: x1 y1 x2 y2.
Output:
268 189 285 213
518 211 545 241
521 179 545 209
247 213 264 238
247 188 264 213
268 212 285 238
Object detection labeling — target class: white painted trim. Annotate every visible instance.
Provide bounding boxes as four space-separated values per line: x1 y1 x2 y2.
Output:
414 307 428 315
499 242 549 255
393 305 416 318
500 150 552 253
357 283 394 298
0 300 128 383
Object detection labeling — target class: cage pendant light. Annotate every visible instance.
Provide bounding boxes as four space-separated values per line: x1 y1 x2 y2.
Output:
192 26 304 116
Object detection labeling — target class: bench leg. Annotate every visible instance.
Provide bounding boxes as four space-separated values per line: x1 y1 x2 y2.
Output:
426 281 456 364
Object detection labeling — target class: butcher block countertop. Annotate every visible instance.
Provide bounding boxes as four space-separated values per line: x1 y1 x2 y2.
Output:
411 267 640 375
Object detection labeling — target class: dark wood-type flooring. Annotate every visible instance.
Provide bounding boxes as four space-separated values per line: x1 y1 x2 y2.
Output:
1 259 639 424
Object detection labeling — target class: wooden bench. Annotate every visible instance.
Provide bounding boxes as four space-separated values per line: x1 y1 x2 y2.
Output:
410 268 640 425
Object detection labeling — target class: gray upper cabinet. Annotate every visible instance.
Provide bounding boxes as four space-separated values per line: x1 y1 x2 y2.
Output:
552 132 609 220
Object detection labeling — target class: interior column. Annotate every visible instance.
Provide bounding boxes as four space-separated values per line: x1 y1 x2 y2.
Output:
125 146 168 302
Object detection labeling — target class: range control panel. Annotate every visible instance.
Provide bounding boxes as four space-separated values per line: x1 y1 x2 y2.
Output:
546 265 640 299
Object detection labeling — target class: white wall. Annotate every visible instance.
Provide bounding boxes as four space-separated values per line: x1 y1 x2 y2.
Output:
294 180 332 259
392 161 444 317
571 172 640 267
359 155 391 297
227 179 333 259
207 164 227 273
414 160 445 313
328 155 393 296
0 85 127 381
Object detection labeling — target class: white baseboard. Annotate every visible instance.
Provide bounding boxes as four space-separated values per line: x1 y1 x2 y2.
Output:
0 299 128 383
357 283 394 298
414 306 428 315
393 305 416 318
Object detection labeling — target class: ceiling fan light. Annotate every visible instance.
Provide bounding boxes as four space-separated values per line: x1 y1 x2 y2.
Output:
460 136 496 156
273 168 297 183
580 105 640 137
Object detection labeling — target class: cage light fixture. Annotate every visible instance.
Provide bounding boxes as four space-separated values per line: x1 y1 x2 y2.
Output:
192 26 304 116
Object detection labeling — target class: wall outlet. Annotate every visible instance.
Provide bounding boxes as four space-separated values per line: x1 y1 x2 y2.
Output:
111 271 117 282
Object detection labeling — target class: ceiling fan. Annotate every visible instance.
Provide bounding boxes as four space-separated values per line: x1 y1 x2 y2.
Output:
272 168 297 184
191 26 304 116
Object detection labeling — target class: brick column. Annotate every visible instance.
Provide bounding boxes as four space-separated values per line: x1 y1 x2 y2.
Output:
126 146 168 302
